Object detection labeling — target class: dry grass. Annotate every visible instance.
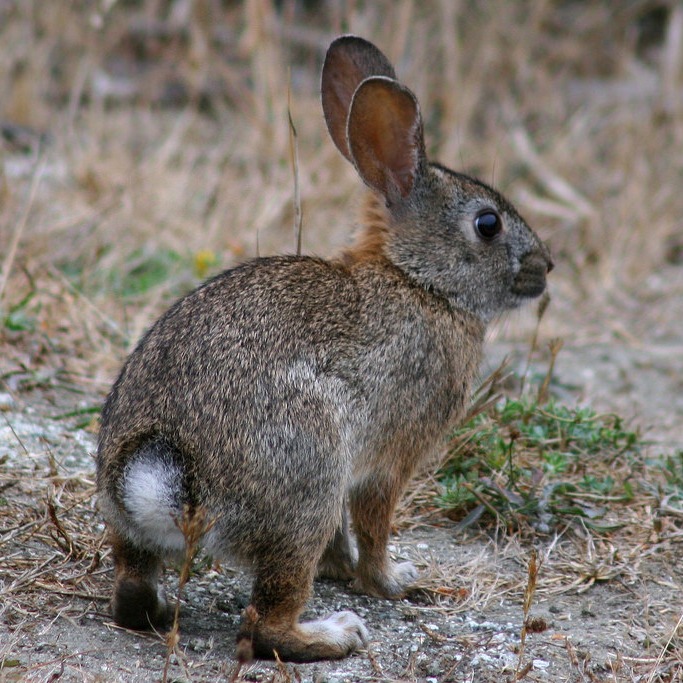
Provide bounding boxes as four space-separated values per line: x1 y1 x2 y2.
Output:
0 431 109 633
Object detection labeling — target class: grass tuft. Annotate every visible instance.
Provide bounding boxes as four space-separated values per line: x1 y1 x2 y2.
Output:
163 505 216 683
437 392 643 535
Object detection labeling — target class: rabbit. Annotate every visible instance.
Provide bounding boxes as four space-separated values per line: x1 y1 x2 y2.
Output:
96 34 553 663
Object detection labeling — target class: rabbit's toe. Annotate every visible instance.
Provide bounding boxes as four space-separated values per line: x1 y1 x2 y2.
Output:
391 560 419 588
299 610 369 652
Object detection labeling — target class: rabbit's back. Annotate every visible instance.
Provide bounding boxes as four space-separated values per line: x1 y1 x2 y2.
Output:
97 255 483 560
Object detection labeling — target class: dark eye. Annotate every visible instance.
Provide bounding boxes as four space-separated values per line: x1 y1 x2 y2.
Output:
474 211 502 241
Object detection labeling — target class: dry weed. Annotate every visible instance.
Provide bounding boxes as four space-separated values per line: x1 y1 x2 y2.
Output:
163 505 216 683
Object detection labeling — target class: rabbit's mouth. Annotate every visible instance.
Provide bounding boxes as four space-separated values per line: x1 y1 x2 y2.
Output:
510 253 552 299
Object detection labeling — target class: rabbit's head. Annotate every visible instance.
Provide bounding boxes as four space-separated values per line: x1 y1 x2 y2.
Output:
322 36 552 322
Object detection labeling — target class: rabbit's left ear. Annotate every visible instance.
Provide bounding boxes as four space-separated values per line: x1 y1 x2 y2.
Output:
322 35 396 162
347 77 426 205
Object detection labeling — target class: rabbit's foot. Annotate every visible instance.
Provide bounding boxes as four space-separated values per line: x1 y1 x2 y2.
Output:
353 560 419 599
243 610 368 662
317 551 357 581
112 577 169 630
297 611 369 656
109 533 169 630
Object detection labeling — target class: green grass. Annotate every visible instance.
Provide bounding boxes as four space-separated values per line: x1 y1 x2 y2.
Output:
645 449 683 510
58 247 222 302
104 248 184 299
437 394 644 533
2 288 39 332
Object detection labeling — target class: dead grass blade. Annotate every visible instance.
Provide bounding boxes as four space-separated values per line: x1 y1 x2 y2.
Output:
515 548 540 678
287 79 303 256
0 153 47 304
645 611 683 683
163 505 216 683
510 126 595 221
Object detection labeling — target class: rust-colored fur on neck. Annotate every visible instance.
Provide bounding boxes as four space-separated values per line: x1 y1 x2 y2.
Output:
340 191 390 264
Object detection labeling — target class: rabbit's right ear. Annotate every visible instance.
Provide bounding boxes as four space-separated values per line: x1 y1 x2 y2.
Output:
321 35 396 162
347 77 426 205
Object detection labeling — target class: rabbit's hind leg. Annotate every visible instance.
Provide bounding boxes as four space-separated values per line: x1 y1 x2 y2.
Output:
239 559 368 662
109 531 169 630
316 509 357 582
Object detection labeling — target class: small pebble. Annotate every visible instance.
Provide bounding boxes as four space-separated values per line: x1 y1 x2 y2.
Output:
189 638 207 652
0 392 16 411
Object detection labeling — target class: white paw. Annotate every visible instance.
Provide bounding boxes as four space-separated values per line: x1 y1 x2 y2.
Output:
354 560 420 598
298 611 368 652
391 560 419 588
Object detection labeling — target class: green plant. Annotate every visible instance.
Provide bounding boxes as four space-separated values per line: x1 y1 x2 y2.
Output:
109 248 184 298
2 289 39 332
59 246 221 303
657 450 683 511
437 393 642 533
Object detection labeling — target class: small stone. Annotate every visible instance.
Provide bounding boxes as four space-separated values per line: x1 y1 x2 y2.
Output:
0 393 15 411
427 661 442 676
190 638 207 651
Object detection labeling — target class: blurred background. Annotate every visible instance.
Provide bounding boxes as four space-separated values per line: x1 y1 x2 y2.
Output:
0 0 682 391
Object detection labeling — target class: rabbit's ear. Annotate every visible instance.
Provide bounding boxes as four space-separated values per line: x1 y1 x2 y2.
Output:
322 36 396 162
347 77 426 205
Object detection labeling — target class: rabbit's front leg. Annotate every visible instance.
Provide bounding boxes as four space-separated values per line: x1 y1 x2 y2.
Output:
348 472 418 599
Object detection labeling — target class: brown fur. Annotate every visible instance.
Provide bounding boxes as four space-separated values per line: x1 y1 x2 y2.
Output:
341 191 391 264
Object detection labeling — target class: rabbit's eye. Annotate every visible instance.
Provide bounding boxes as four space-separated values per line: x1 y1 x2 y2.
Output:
474 211 501 241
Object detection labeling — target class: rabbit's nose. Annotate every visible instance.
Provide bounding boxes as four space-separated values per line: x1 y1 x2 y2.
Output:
546 257 555 273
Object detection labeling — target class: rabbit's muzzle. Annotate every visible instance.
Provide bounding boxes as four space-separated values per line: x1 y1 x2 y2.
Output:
511 251 553 299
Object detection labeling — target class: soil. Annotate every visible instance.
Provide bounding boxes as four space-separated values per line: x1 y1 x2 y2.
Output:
2 289 683 683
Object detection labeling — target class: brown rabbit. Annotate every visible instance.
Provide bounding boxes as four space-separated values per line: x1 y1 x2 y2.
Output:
96 35 552 662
